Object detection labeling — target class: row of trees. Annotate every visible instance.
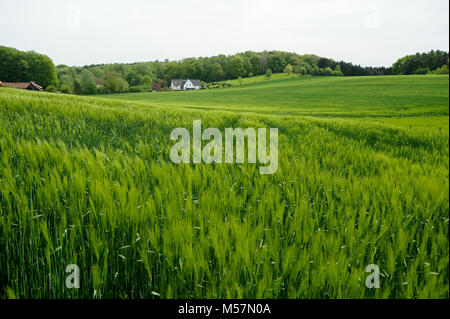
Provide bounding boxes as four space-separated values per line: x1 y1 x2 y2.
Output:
0 46 59 88
315 57 393 76
392 50 449 75
5 46 447 96
56 51 393 95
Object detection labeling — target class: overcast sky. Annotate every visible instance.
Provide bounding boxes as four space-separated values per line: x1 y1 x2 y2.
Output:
0 0 448 67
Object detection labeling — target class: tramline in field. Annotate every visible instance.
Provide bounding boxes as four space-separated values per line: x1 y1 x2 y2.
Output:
0 74 448 298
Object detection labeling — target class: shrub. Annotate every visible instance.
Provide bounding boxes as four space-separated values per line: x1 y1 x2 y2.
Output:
85 82 97 95
429 64 449 74
415 67 429 75
130 86 144 92
312 66 320 76
332 65 344 76
45 85 57 93
97 85 109 94
142 85 152 92
321 67 333 76
60 85 72 94
284 64 293 75
141 75 152 86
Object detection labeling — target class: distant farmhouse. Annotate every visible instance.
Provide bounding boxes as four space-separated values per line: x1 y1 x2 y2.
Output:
170 79 202 91
0 81 43 91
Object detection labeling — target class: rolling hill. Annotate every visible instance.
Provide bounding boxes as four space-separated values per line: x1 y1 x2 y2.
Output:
0 75 448 298
102 75 449 117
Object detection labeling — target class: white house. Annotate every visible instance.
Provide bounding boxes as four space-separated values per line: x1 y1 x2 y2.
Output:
170 79 202 91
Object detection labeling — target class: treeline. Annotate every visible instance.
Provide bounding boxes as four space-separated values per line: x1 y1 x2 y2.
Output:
0 46 58 88
393 50 449 75
56 51 392 95
9 46 449 97
317 58 392 76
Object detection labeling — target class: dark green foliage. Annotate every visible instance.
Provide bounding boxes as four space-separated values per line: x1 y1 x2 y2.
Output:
60 84 73 94
0 46 59 88
332 65 344 76
45 85 57 93
80 70 97 95
321 67 333 76
392 50 449 75
129 85 144 92
415 67 430 75
54 50 394 96
318 57 333 69
299 66 307 75
332 60 392 76
0 46 437 98
429 59 449 75
205 81 231 89
230 56 245 78
210 63 224 81
284 64 293 75
126 72 144 86
268 55 286 73
141 75 152 86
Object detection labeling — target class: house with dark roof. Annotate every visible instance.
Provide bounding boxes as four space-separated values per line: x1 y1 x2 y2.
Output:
0 81 43 91
170 79 202 91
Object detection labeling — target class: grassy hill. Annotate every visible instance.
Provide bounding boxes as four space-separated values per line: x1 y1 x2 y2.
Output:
0 75 448 298
222 72 300 85
103 75 449 117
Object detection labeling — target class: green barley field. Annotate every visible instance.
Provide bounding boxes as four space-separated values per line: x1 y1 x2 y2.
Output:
0 75 448 298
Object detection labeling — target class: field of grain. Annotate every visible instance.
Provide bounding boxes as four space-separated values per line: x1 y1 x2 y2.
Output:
104 75 449 117
0 75 448 298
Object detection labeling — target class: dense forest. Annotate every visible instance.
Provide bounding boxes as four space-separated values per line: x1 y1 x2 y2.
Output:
0 46 58 88
1 46 448 95
55 51 393 94
392 50 449 75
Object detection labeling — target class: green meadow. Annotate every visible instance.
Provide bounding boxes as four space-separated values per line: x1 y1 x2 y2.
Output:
104 75 449 117
0 75 448 298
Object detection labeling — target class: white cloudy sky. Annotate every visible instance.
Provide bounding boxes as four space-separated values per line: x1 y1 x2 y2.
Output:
0 0 448 67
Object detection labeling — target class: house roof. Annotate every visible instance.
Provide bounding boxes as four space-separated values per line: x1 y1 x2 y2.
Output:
0 82 31 89
29 82 43 90
190 79 202 86
171 79 187 87
171 79 202 87
0 81 43 90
